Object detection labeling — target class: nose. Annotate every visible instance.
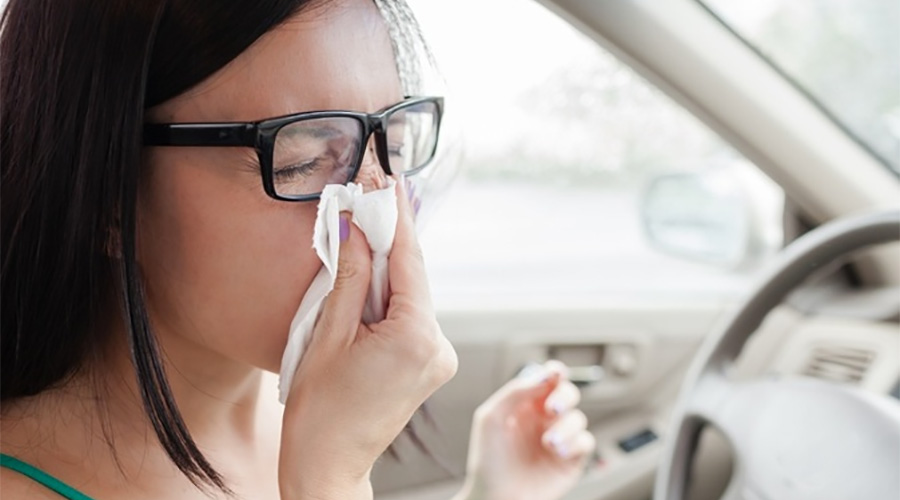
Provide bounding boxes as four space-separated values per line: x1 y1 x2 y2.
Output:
354 138 388 192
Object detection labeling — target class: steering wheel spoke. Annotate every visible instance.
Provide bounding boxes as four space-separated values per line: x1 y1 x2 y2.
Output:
684 374 754 455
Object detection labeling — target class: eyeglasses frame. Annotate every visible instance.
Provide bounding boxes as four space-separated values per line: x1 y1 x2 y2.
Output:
143 96 444 201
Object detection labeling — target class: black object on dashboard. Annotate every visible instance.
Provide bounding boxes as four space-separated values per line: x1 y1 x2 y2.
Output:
618 428 658 453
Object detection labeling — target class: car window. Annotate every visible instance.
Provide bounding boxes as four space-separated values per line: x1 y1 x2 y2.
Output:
409 0 785 305
700 0 900 175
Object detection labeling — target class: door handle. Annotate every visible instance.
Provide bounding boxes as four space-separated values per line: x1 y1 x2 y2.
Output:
568 364 605 387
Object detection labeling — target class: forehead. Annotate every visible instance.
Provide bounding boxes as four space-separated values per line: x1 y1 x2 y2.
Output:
152 0 403 123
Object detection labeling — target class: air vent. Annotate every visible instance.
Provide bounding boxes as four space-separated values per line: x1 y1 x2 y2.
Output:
803 345 874 384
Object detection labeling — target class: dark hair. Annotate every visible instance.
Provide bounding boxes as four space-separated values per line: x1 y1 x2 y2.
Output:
0 0 323 491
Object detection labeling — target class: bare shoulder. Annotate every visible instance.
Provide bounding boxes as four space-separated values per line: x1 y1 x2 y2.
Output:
2 407 67 499
0 467 69 500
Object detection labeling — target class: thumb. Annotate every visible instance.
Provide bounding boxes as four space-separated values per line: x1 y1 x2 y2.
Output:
314 213 373 349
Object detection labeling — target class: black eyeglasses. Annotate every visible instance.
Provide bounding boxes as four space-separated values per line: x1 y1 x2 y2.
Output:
144 96 443 201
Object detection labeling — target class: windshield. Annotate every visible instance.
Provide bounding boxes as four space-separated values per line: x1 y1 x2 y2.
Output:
701 0 900 175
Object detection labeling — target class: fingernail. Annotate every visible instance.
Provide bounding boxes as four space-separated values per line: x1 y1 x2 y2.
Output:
339 215 350 242
546 432 568 458
547 399 562 415
518 363 548 385
413 197 422 215
548 432 561 447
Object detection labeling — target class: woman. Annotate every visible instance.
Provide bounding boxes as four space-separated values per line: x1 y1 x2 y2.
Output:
0 0 596 498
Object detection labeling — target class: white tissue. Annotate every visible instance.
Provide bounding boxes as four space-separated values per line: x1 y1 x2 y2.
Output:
278 179 398 404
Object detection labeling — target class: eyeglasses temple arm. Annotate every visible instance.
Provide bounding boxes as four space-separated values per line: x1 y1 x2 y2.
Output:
143 123 257 147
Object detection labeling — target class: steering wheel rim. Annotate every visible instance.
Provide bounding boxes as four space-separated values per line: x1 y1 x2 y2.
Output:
654 209 900 500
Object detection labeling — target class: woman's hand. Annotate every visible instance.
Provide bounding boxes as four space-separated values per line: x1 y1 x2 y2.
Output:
278 181 458 500
457 361 596 500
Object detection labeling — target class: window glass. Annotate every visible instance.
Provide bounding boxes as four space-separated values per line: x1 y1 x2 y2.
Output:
702 0 900 174
409 0 784 304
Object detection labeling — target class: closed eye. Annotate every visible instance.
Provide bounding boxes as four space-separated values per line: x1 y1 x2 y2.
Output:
274 157 323 180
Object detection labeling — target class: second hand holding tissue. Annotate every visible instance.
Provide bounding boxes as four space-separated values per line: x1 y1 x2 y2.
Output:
277 180 458 500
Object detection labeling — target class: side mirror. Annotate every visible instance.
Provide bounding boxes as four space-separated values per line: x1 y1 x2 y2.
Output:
640 164 783 269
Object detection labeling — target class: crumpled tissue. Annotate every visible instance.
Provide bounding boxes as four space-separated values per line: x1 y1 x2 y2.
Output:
278 178 398 404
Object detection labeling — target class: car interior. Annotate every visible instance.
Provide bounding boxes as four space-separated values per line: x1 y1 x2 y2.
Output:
369 0 900 499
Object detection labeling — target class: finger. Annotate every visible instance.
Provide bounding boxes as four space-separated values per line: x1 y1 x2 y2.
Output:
315 213 372 348
553 430 596 461
542 409 588 456
544 380 581 416
386 179 432 315
542 359 570 379
474 369 560 422
484 359 569 411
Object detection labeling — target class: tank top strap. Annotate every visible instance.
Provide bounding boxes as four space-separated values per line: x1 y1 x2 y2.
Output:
0 453 96 500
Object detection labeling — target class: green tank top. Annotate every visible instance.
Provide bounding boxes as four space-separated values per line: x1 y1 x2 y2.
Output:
0 453 96 500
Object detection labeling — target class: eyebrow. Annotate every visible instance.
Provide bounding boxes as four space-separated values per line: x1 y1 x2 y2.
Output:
278 123 350 142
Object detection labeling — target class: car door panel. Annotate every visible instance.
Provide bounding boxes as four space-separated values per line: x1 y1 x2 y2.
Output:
374 301 730 497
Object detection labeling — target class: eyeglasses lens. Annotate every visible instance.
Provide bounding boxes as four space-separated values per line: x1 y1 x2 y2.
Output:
272 117 364 198
387 100 439 176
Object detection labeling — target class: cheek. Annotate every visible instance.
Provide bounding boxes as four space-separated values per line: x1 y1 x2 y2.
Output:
138 157 321 371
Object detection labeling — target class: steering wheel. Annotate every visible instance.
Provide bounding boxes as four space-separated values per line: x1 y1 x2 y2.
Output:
654 209 900 500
